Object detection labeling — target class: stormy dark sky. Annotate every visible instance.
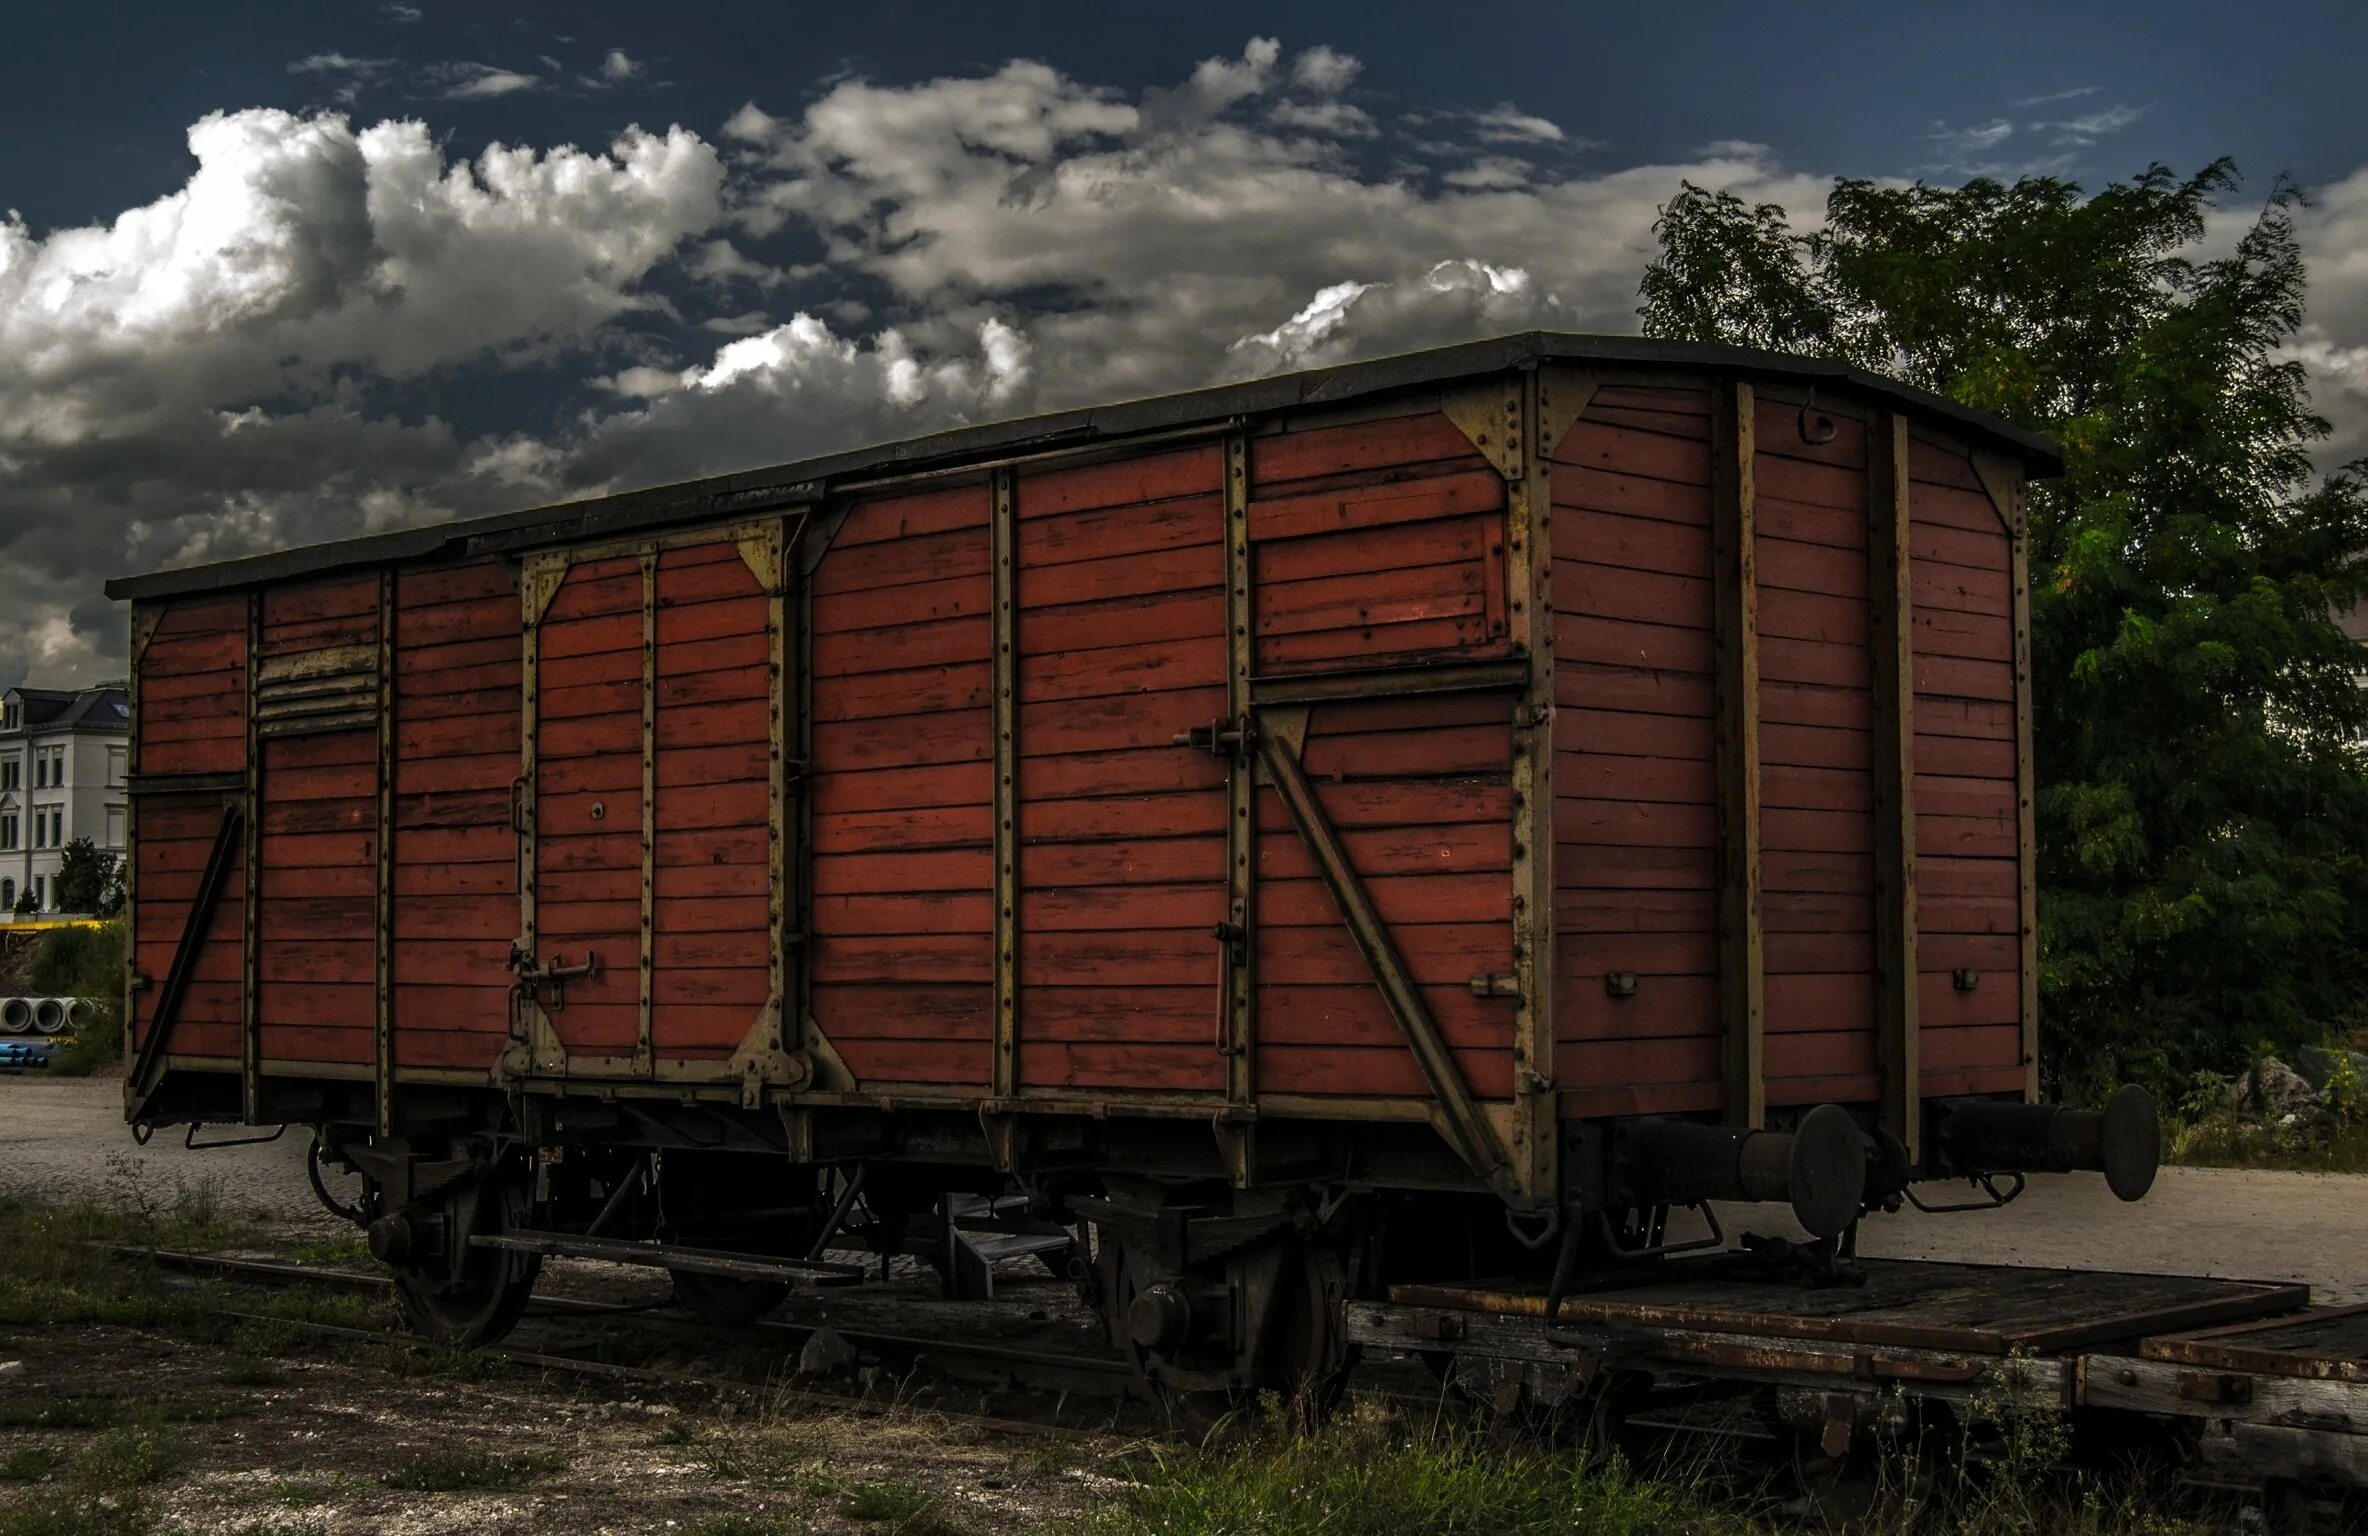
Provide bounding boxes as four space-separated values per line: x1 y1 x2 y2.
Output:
2 0 2362 684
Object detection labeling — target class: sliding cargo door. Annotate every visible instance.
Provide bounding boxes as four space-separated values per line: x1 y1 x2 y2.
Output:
517 524 787 1081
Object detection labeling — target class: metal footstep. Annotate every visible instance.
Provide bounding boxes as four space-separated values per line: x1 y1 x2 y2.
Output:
904 1195 1086 1300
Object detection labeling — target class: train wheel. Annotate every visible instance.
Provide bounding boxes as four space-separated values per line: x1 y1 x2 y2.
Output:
1098 1230 1352 1431
669 1271 790 1326
387 1166 540 1347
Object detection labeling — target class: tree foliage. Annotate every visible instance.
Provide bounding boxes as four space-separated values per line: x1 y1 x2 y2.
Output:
52 837 123 918
1640 163 2368 1097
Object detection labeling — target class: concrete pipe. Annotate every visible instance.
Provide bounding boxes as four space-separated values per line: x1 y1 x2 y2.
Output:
62 997 89 1033
32 997 68 1035
0 997 29 1034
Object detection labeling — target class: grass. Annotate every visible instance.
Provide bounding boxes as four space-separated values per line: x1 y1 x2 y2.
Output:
0 1448 64 1483
1088 1401 1759 1536
379 1447 564 1492
0 1423 192 1536
1076 1394 2219 1536
685 1517 800 1536
287 1234 370 1266
0 1184 390 1340
839 1478 965 1534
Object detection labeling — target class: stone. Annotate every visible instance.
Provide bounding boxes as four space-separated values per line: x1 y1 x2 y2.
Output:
2240 1058 2320 1119
795 1325 856 1378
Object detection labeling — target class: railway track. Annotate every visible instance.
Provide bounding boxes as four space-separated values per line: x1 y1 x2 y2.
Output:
122 1245 1142 1439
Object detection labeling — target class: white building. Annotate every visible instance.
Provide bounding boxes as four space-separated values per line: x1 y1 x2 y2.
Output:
0 684 131 916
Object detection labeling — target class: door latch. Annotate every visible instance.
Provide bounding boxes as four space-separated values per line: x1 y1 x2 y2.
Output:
512 949 600 1011
1173 716 1254 757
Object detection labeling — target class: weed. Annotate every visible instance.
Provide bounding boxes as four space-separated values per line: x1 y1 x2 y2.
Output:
1089 1398 1756 1536
0 1422 193 1536
73 1426 192 1490
380 1447 563 1492
840 1479 965 1533
272 1477 344 1505
685 1515 799 1536
286 1234 369 1267
657 1418 705 1447
0 1446 63 1483
220 1355 281 1386
0 1396 119 1429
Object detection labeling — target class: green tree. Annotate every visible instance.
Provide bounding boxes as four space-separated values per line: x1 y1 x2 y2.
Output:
52 836 123 917
1639 163 2368 1098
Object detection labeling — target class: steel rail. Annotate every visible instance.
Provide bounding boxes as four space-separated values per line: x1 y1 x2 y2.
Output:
121 1246 1134 1389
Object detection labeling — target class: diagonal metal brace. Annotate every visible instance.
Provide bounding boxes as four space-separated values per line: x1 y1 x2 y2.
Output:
1256 730 1508 1180
128 798 245 1114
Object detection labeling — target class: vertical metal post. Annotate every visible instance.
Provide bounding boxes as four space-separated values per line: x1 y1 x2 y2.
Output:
2006 472 2039 1102
518 563 547 990
1711 379 1765 1128
241 589 262 1123
1868 413 1920 1157
375 568 397 1137
123 606 151 1070
991 468 1020 1101
1973 451 2039 1103
1218 432 1256 1185
761 522 790 1092
637 548 658 1075
1505 369 1557 1207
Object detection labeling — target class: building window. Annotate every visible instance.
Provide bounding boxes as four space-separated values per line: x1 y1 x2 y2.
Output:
0 814 13 851
0 757 15 792
1 702 15 730
105 804 125 849
1 879 12 910
32 752 45 789
48 808 62 848
108 746 126 787
31 876 44 911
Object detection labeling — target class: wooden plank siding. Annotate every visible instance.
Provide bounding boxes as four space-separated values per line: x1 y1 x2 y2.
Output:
1547 384 1725 1117
650 543 772 1057
1907 434 2027 1097
388 561 522 1071
1012 445 1228 1094
806 484 997 1086
1751 397 1881 1108
130 594 250 1062
1248 412 1520 1100
255 577 382 1065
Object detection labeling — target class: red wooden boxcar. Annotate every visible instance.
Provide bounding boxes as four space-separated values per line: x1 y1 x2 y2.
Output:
113 335 2150 1388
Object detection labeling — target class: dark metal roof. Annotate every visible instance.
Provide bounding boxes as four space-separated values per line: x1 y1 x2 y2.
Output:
106 332 2065 603
2 684 130 736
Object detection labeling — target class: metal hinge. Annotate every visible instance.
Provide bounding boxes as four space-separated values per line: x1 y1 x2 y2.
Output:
1467 973 1520 998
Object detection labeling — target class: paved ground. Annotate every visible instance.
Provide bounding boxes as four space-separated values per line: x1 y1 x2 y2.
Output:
7 1073 2366 1301
0 1074 347 1236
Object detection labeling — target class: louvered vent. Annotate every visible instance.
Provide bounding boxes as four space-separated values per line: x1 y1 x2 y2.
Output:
255 643 377 737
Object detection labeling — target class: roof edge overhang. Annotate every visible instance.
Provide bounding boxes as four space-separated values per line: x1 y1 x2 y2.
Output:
106 332 2065 603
